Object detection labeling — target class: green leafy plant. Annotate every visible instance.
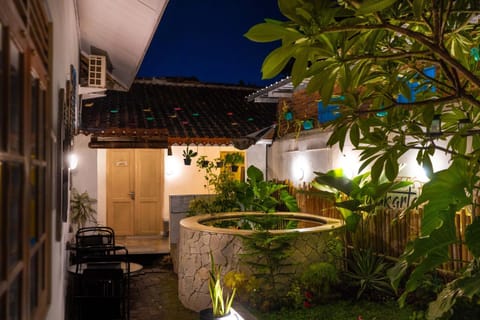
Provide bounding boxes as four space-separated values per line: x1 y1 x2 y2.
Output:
224 152 244 172
196 155 209 168
240 231 299 311
70 188 97 229
182 145 197 165
209 252 236 317
224 152 244 166
344 248 394 300
246 2 480 316
236 165 299 214
311 169 411 236
300 262 339 302
187 157 240 215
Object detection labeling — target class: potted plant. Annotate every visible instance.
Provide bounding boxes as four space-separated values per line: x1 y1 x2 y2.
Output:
215 157 224 168
200 253 238 320
182 145 198 165
70 188 97 232
224 152 244 172
196 155 210 168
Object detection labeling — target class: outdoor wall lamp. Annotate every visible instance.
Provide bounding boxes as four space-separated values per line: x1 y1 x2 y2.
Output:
68 153 78 170
428 114 442 136
167 146 173 156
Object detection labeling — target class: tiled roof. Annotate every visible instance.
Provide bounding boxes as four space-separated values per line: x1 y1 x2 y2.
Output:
80 78 278 146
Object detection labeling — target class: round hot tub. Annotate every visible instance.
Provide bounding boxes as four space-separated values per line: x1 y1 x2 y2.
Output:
178 212 344 312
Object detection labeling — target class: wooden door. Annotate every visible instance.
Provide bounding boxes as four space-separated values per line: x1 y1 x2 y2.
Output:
134 149 163 235
106 149 164 236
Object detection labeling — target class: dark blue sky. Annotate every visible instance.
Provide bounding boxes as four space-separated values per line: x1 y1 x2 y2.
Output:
138 0 284 87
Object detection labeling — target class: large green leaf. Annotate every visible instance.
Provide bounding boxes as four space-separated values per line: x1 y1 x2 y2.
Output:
261 45 295 79
427 270 480 320
312 169 353 195
247 165 264 183
414 159 470 236
356 0 398 15
392 205 457 304
244 22 300 43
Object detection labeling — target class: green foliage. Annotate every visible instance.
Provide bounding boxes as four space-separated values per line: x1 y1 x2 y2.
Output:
256 299 416 320
224 152 244 165
236 165 299 213
245 0 480 186
187 157 240 215
246 1 480 316
240 231 299 311
311 169 411 234
182 145 197 160
70 188 97 229
208 252 236 317
300 262 339 298
344 248 395 300
388 158 479 316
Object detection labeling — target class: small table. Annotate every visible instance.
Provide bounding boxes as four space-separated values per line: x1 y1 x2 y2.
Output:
68 261 144 276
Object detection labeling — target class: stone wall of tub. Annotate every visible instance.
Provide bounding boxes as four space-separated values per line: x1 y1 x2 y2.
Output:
177 212 344 312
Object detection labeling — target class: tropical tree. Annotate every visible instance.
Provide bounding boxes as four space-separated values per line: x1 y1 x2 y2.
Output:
245 0 480 318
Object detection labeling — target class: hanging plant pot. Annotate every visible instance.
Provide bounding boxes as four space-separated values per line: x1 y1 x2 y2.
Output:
303 119 314 130
216 160 224 168
284 111 293 121
201 160 209 168
231 165 239 172
184 158 192 166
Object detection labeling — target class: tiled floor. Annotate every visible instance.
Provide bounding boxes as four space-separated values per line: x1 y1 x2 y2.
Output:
129 254 198 320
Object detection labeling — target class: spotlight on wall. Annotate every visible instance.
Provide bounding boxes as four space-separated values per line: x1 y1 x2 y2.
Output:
68 153 78 170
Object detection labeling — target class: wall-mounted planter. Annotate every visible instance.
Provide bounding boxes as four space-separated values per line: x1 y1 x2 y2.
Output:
284 111 293 121
184 158 192 165
303 119 314 130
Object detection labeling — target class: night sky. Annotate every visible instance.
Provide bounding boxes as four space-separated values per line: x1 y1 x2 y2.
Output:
137 0 285 87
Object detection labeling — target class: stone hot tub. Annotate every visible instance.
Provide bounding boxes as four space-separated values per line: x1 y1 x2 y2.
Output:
177 212 344 312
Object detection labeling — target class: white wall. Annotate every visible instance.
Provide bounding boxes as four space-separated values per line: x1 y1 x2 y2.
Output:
267 129 338 186
267 129 452 187
71 138 246 225
46 0 80 319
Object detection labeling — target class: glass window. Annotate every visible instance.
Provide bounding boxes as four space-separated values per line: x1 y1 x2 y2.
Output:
0 24 4 150
8 40 22 154
0 161 4 280
30 77 39 158
8 274 22 320
29 166 38 246
7 163 23 270
30 252 38 314
38 89 46 160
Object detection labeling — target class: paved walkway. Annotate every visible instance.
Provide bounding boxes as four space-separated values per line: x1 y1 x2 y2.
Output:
129 254 198 320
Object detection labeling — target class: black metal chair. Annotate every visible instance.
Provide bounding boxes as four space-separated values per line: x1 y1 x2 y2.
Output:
75 226 115 247
73 226 116 269
72 245 130 320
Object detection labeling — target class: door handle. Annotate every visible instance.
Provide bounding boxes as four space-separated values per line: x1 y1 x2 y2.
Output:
129 191 135 200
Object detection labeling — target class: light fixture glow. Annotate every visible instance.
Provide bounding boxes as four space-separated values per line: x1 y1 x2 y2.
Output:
68 153 78 170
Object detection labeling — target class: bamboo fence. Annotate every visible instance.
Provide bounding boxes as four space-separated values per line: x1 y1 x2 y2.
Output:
289 181 474 273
